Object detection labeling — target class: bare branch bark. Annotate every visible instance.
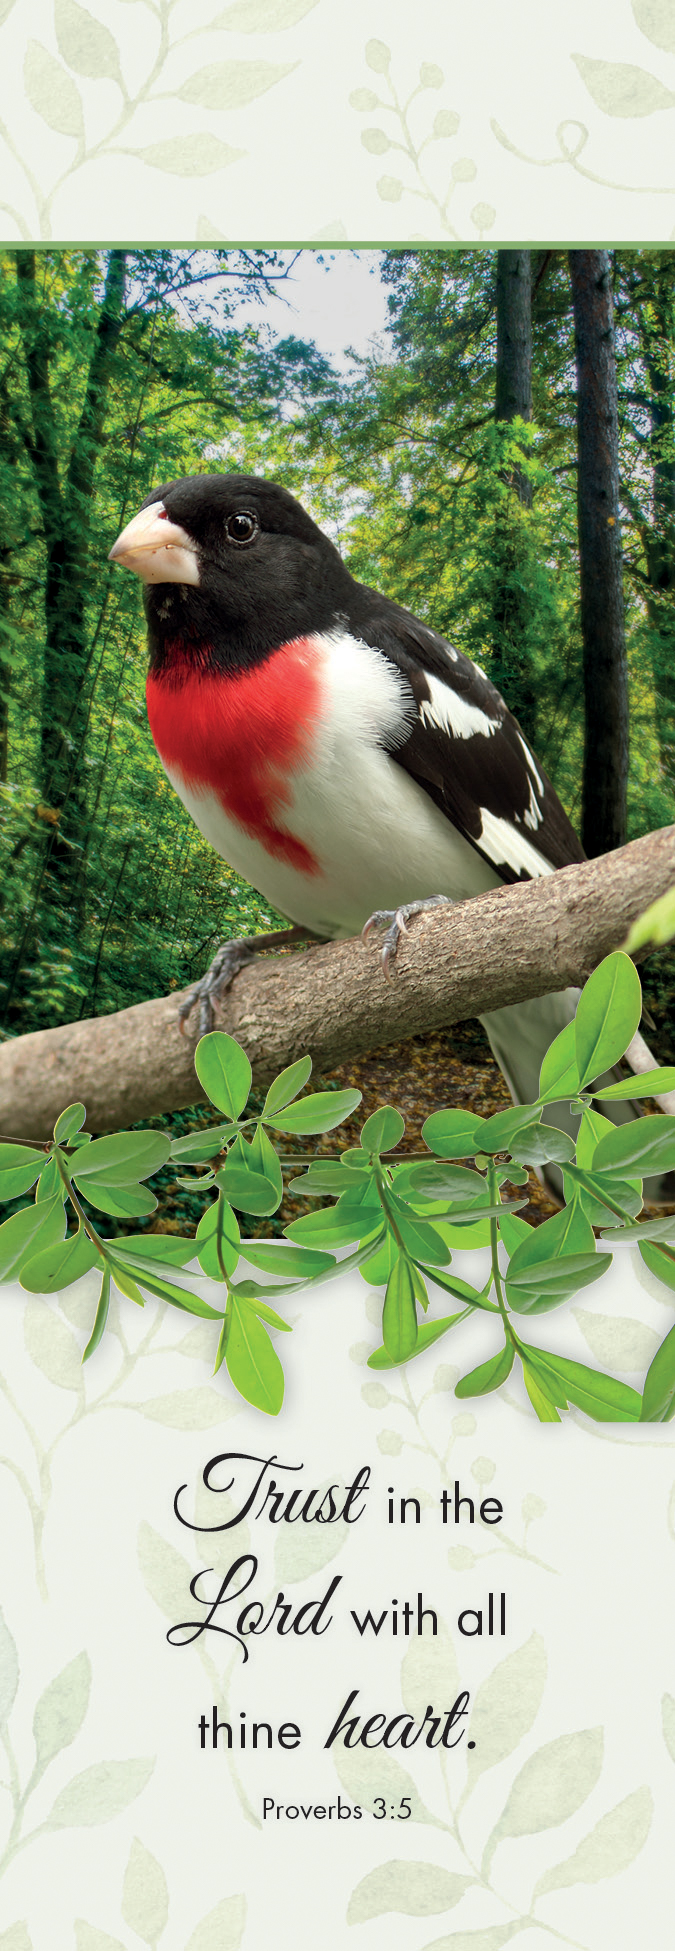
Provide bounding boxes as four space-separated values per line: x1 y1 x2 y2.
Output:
1 826 674 1141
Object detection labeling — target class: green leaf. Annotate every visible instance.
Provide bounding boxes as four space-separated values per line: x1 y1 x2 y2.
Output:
422 1108 484 1156
36 1157 66 1203
177 59 296 109
527 1349 642 1422
507 1252 612 1314
572 52 675 115
83 1268 111 1361
386 1193 450 1266
509 1124 576 1166
194 1031 252 1117
509 1195 595 1267
368 1310 466 1368
639 1239 675 1293
456 1341 515 1397
225 1299 284 1413
264 1087 361 1134
71 1130 170 1185
625 883 675 950
195 1194 240 1279
479 1105 544 1152
360 1106 405 1153
0 1197 67 1283
262 1054 312 1116
640 1321 675 1421
600 1212 675 1243
117 1234 196 1265
248 1121 283 1199
170 1124 237 1162
400 1162 486 1201
55 0 122 81
576 1105 614 1166
230 1288 291 1332
238 1241 334 1276
340 1149 374 1175
0 1143 47 1201
592 1115 675 1178
110 1255 223 1320
24 39 84 135
382 1255 418 1361
19 1226 99 1294
53 1104 87 1144
538 1018 580 1101
424 1265 498 1310
505 1198 608 1312
138 136 245 176
574 951 642 1087
287 1162 353 1196
81 1183 157 1219
563 1161 643 1224
216 1165 280 1215
109 1262 145 1308
595 1066 675 1100
521 1356 562 1422
358 1230 399 1286
437 1198 527 1227
437 1216 492 1250
285 1205 383 1248
498 1211 532 1255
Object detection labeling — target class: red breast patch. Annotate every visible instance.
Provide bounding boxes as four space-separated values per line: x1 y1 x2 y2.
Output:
146 636 324 875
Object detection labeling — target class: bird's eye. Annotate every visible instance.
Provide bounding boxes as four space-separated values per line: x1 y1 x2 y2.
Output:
225 511 258 545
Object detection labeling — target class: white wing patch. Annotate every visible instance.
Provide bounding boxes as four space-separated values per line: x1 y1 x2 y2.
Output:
477 808 553 880
517 729 544 795
522 778 544 832
419 669 498 742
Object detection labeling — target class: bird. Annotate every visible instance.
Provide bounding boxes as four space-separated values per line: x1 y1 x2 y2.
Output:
109 471 663 1132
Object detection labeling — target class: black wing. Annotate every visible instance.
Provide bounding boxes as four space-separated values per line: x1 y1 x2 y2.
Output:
352 588 585 883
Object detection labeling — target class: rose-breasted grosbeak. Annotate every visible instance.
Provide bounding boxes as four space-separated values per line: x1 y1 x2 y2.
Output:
109 472 660 1127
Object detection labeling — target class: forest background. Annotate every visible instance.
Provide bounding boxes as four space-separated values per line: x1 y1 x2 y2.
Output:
1 245 674 1229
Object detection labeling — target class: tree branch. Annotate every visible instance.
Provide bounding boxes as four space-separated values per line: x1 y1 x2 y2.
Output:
1 826 674 1141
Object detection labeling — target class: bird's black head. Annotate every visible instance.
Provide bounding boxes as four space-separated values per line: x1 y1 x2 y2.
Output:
109 473 354 675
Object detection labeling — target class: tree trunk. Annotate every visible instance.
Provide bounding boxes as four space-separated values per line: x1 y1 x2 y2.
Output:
490 250 537 740
1 824 672 1140
638 258 675 772
495 248 533 505
5 250 127 1020
569 250 629 857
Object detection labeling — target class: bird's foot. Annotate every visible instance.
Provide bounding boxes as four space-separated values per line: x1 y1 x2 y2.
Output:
178 926 315 1037
362 895 452 977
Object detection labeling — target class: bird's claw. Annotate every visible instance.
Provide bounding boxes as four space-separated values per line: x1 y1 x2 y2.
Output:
178 942 255 1037
362 895 452 978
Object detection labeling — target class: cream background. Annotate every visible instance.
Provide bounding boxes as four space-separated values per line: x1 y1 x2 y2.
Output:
1 0 675 242
0 1248 674 1949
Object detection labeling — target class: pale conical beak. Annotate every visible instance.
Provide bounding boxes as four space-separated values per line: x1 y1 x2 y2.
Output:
108 501 200 586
